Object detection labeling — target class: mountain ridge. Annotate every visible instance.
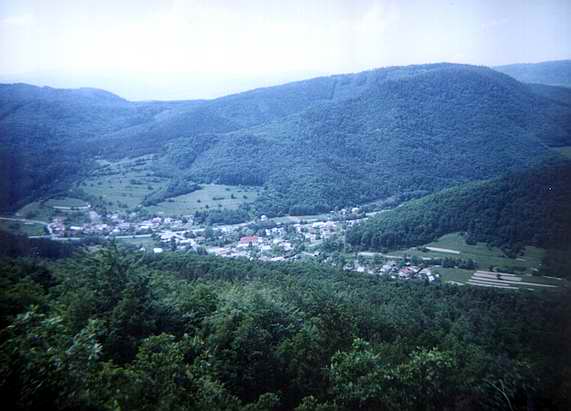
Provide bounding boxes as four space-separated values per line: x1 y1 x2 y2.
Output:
494 59 571 87
1 62 570 213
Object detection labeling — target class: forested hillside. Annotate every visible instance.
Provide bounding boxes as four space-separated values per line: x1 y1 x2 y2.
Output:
1 247 570 410
347 161 571 261
178 65 570 215
495 60 571 87
0 84 203 210
2 63 571 214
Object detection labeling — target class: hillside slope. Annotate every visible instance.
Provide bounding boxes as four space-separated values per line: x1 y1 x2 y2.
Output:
346 160 571 254
0 84 204 210
2 63 571 213
494 60 571 87
163 65 571 214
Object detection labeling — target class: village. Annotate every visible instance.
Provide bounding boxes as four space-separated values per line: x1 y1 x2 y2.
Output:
33 205 442 284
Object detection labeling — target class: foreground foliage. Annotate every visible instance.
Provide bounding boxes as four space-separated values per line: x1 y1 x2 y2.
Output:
1 247 570 410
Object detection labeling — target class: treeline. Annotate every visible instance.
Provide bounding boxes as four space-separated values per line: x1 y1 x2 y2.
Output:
142 179 200 206
347 161 571 262
193 208 251 225
0 247 570 410
0 230 80 259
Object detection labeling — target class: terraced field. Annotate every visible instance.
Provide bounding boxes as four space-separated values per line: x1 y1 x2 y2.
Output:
467 271 563 291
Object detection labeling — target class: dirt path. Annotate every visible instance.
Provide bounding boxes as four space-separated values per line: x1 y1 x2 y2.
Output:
425 246 460 254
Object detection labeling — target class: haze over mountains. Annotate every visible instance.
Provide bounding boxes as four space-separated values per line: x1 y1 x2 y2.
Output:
1 62 570 215
495 59 571 88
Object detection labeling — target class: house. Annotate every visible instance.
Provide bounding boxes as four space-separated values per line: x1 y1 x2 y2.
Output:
239 236 258 245
153 247 164 254
381 263 395 274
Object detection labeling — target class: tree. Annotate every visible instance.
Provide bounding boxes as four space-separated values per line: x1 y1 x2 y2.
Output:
328 338 393 410
394 348 457 410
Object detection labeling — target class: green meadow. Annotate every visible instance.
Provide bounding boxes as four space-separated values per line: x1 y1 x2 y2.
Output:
147 184 259 216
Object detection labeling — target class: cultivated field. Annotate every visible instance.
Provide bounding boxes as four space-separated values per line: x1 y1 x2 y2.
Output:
393 232 544 275
466 271 563 290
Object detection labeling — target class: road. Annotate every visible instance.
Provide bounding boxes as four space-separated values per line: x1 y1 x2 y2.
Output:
0 216 53 235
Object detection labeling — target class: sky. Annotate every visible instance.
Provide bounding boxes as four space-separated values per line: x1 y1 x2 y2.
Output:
0 0 569 100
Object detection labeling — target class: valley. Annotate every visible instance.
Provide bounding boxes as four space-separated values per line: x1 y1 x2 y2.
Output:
2 0 571 408
5 188 567 291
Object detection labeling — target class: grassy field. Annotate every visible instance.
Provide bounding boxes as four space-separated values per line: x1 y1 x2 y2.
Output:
15 202 55 222
435 267 474 284
44 197 89 208
115 237 157 248
272 213 334 224
0 220 46 236
392 232 544 275
555 146 571 159
80 157 259 216
147 184 259 216
79 156 170 212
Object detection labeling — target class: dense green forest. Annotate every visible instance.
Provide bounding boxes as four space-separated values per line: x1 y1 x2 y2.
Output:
346 161 571 268
156 64 571 215
2 63 571 213
0 246 570 410
495 60 571 88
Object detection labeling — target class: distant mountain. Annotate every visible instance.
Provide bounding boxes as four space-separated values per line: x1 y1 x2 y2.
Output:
0 84 204 210
527 83 571 106
346 160 571 255
1 63 571 213
494 60 571 87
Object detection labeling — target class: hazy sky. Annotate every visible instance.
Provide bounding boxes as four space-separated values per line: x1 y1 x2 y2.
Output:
0 0 569 99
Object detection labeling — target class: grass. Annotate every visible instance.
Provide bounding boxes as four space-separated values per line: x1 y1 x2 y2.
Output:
116 237 157 248
392 232 544 275
147 184 259 216
15 202 55 222
44 197 89 208
272 213 334 224
79 156 170 212
80 157 259 216
434 268 474 284
0 220 46 236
